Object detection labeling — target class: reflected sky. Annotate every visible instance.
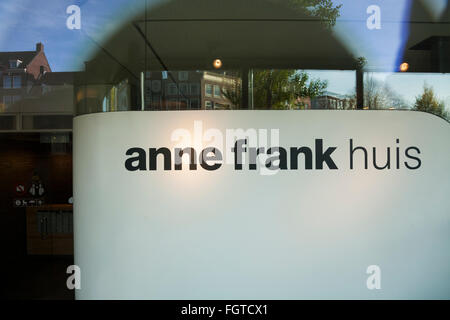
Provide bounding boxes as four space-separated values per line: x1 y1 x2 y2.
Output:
372 72 450 108
307 70 355 96
310 70 450 112
0 0 419 72
421 0 448 20
333 0 412 72
0 0 142 70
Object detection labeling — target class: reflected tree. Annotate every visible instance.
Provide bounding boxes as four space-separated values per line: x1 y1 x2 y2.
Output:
363 74 408 110
221 71 242 109
364 75 386 109
413 85 449 120
222 70 328 109
270 0 343 28
221 0 342 109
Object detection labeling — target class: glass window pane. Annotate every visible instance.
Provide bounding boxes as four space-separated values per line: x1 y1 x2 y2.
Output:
3 76 12 88
362 72 450 119
205 84 212 96
1 0 450 301
13 76 21 88
214 85 221 97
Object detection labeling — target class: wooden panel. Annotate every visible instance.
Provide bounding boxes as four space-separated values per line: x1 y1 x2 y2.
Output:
1 131 72 260
52 235 74 255
27 236 53 255
26 205 73 255
26 207 52 254
26 207 42 238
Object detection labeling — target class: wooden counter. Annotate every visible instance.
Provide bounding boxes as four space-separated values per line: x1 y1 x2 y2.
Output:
26 204 73 255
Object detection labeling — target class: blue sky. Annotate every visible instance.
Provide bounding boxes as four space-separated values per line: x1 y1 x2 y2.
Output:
0 0 414 72
308 70 450 110
0 0 144 71
0 0 448 109
334 0 412 72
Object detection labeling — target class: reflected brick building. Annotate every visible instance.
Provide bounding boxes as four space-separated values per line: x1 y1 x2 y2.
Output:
0 43 51 113
311 91 356 110
0 43 74 132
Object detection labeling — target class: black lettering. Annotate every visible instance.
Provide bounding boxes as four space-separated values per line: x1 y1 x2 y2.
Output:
315 139 338 169
200 147 222 171
266 147 288 170
404 147 421 169
232 139 247 170
350 139 367 169
396 139 400 169
290 147 312 170
249 147 265 170
175 147 197 170
149 147 171 170
373 147 390 170
125 147 146 171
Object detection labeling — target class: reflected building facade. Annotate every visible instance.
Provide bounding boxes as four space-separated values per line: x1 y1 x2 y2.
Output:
144 70 239 110
0 43 74 132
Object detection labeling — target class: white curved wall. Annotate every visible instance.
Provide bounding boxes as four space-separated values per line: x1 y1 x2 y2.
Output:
73 110 450 299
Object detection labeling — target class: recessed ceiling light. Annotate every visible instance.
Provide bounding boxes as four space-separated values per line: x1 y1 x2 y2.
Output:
400 62 409 72
213 59 222 69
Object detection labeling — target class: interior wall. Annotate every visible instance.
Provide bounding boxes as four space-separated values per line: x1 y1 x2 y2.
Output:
0 133 73 258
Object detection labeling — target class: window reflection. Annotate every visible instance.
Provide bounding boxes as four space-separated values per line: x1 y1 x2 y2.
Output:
362 72 450 120
0 0 449 301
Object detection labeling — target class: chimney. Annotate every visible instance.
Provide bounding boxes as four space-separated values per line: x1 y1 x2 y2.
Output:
36 42 44 52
